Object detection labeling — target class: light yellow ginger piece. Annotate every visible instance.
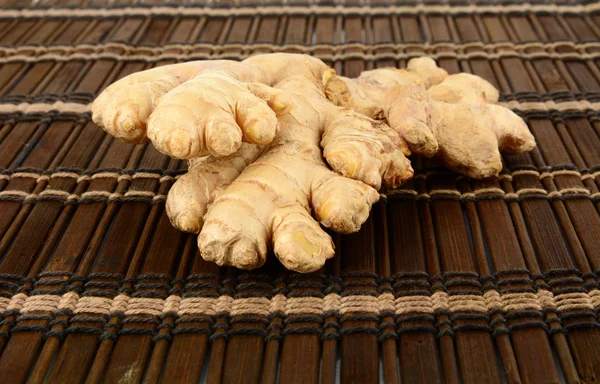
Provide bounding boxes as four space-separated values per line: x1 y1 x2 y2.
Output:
324 57 536 179
386 84 536 179
406 57 450 87
92 60 250 142
93 53 408 273
92 62 291 158
166 143 264 234
321 110 413 190
385 84 439 158
199 141 379 272
93 52 537 272
427 73 499 104
311 171 380 234
324 57 448 119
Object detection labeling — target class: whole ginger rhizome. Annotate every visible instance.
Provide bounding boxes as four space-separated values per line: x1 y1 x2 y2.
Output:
92 54 535 273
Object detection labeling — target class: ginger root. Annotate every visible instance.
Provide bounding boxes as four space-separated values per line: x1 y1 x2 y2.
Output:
93 54 408 273
92 53 535 273
324 57 535 178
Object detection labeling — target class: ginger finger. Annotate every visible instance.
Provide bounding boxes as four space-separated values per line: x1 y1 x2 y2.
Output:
92 60 263 144
471 104 535 155
198 141 331 271
247 82 293 117
384 85 439 157
427 73 499 104
235 92 280 146
424 75 534 154
199 194 271 270
322 110 413 189
311 170 380 234
92 77 181 143
324 56 448 119
147 70 282 159
406 57 449 87
432 103 504 179
324 57 535 179
166 143 264 233
388 84 535 179
272 204 335 273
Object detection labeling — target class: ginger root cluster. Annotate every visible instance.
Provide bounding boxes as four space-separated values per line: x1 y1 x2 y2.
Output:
92 54 535 273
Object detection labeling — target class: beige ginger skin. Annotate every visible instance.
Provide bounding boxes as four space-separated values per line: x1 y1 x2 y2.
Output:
92 54 535 272
324 57 536 179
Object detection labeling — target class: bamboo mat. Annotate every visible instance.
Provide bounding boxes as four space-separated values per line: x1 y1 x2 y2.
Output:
0 1 599 383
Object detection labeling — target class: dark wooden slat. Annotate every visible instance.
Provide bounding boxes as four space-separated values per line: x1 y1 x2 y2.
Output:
103 209 185 383
277 270 323 384
45 153 160 383
197 18 228 43
204 268 235 384
107 17 146 43
474 192 561 384
223 16 254 58
371 204 400 384
387 197 445 384
0 19 39 45
158 247 220 384
0 19 85 96
45 14 199 383
426 15 460 74
26 19 68 44
371 16 397 69
7 62 55 96
429 195 502 383
343 17 365 78
140 17 175 45
397 15 423 69
320 236 340 384
74 17 149 94
82 19 119 44
491 28 600 378
313 16 336 63
260 267 286 384
564 15 599 41
227 17 253 43
0 12 149 263
284 16 308 45
255 16 280 43
169 17 200 43
0 121 115 373
54 19 94 43
220 271 270 384
0 142 136 382
339 217 379 384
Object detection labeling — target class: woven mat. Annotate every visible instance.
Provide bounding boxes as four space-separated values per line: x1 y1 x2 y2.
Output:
0 1 600 383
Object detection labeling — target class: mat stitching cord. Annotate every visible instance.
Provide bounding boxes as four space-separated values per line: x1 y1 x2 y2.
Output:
3 186 596 204
3 50 600 64
0 168 597 202
0 40 599 60
2 270 599 341
0 40 597 53
3 100 600 117
2 2 600 18
4 291 598 340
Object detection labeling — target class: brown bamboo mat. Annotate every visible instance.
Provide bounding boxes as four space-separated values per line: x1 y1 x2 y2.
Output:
0 1 599 383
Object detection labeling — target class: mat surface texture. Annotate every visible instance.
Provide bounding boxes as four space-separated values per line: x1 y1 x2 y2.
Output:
0 1 599 383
